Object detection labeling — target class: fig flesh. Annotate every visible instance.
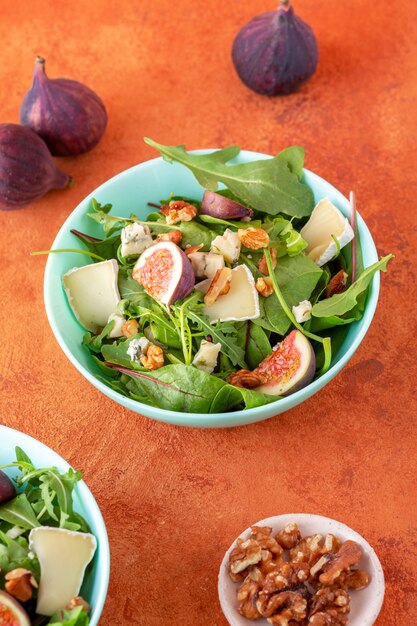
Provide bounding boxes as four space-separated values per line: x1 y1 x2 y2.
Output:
0 124 71 210
232 1 318 96
132 241 195 305
20 57 107 156
200 190 253 220
0 590 31 626
254 329 315 395
0 470 16 503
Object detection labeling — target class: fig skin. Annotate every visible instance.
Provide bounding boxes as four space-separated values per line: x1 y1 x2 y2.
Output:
20 57 107 156
0 590 31 626
254 330 315 396
132 241 195 306
201 191 253 220
232 1 318 96
0 470 16 503
0 123 71 211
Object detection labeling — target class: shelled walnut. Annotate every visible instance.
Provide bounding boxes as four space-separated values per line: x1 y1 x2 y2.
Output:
227 523 370 625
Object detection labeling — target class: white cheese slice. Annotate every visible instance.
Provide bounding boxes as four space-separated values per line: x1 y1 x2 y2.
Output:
121 223 153 257
300 198 354 267
202 265 260 323
63 259 120 333
211 229 241 263
29 527 97 617
192 340 221 373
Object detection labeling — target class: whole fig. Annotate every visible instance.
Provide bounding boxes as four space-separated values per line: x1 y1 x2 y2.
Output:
0 124 71 210
20 57 107 156
232 0 318 96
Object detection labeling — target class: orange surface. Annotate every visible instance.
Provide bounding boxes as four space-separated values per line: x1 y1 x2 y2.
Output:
0 1 416 624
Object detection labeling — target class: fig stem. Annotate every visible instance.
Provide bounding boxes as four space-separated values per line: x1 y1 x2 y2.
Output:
30 248 106 262
264 248 332 375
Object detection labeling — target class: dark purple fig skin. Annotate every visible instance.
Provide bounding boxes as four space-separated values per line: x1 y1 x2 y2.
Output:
232 1 318 96
0 123 71 210
0 470 16 503
200 190 253 220
20 57 107 156
0 590 31 626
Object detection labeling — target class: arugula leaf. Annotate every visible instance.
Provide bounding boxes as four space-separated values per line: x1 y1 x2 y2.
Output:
246 324 272 370
312 255 393 318
144 138 314 218
276 146 305 179
48 606 90 626
0 493 40 529
187 309 246 368
71 230 120 261
177 220 217 249
265 217 308 257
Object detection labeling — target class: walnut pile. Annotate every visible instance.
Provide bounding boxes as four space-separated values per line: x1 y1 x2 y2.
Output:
228 524 369 625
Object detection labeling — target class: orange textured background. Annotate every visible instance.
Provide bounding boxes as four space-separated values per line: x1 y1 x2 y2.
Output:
0 0 416 624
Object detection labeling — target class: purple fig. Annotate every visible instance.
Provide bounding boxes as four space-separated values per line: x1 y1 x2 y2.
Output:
200 191 253 220
0 124 71 211
20 56 107 156
0 470 16 503
0 590 31 626
232 0 318 96
254 330 315 395
132 241 195 305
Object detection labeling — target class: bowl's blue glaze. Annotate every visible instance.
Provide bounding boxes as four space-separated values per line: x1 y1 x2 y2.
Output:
0 425 110 625
44 151 379 428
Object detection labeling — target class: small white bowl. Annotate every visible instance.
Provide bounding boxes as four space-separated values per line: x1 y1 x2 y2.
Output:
218 514 385 626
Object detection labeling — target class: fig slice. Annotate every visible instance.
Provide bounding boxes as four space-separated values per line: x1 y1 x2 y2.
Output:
0 470 16 503
132 241 195 305
201 190 253 220
254 330 315 396
0 590 31 626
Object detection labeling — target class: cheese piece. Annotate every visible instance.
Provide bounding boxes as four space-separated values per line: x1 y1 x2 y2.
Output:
121 222 153 257
63 259 120 333
211 229 241 263
192 340 221 373
300 198 354 267
107 312 126 338
202 265 260 323
292 300 312 323
188 251 225 279
29 527 97 617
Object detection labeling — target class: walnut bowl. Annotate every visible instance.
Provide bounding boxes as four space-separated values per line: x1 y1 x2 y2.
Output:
218 513 385 626
44 150 381 427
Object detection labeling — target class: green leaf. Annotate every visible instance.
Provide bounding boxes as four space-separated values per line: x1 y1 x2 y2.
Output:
144 139 315 218
71 230 120 261
276 146 305 179
0 493 40 529
210 384 279 412
102 335 147 369
187 310 246 368
246 324 272 370
265 217 308 257
259 254 322 335
177 220 217 249
48 606 90 626
312 255 394 318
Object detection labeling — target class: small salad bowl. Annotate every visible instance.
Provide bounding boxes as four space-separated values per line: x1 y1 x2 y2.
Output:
44 150 381 428
218 513 385 626
0 425 110 626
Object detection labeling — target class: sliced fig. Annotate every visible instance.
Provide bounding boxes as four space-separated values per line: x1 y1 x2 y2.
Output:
0 470 16 503
254 330 315 396
0 590 31 626
132 241 195 305
201 190 253 220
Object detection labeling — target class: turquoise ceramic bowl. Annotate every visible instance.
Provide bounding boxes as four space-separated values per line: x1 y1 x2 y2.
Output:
0 425 110 625
44 150 380 428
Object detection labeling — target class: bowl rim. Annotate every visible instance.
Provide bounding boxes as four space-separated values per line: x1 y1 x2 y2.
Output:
44 149 380 425
0 424 110 626
218 513 385 626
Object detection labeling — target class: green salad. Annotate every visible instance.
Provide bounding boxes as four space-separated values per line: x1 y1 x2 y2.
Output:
0 449 95 625
48 139 393 414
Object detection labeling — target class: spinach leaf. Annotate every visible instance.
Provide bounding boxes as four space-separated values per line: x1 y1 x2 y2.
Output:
276 146 305 179
177 220 217 249
0 493 40 529
312 255 393 318
257 254 322 335
101 335 147 369
115 364 226 413
246 324 272 370
210 384 279 412
70 230 120 261
144 139 314 218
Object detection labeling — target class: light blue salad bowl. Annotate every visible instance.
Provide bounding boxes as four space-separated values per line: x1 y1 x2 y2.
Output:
0 425 110 625
44 150 380 428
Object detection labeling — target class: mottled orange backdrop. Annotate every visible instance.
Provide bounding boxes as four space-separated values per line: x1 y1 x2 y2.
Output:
0 0 416 624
